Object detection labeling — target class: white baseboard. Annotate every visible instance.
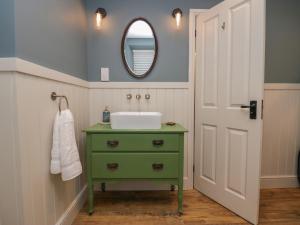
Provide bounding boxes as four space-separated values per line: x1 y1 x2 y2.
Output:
264 83 300 90
260 176 299 189
55 185 87 225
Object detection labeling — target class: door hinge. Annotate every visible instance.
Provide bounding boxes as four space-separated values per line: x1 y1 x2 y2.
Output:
195 29 197 37
261 100 264 119
193 164 195 172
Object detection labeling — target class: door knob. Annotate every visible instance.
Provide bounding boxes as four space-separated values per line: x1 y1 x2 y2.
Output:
240 100 257 120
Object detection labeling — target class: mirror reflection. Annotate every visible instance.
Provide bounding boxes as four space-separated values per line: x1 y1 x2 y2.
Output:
122 19 157 78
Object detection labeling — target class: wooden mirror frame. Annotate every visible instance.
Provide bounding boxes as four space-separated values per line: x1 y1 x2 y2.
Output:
121 17 158 79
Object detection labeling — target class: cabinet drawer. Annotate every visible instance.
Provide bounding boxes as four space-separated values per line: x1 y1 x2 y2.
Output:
92 153 178 179
91 134 179 152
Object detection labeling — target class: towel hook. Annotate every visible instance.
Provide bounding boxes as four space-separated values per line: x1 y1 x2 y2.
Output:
51 92 69 113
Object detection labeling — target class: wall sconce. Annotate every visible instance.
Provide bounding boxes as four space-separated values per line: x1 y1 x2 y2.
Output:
172 8 183 28
95 8 107 29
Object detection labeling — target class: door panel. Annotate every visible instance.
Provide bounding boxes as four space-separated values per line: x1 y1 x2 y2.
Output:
195 4 223 199
227 0 251 106
203 16 219 107
201 124 217 183
225 128 248 197
194 0 265 224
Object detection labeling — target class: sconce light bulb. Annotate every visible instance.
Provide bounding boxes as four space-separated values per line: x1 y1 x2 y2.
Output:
96 12 102 28
175 12 181 28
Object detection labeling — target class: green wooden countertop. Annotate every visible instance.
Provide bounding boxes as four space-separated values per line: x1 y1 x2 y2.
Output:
84 123 188 133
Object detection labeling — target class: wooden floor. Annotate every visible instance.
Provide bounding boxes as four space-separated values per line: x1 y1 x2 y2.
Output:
73 188 300 225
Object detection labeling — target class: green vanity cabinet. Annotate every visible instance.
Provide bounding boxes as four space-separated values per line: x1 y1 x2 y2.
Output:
84 123 187 215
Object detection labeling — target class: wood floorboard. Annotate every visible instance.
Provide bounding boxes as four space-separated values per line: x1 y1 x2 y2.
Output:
72 188 300 225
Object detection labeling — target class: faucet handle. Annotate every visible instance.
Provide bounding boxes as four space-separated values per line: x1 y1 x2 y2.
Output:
126 94 132 100
136 94 141 100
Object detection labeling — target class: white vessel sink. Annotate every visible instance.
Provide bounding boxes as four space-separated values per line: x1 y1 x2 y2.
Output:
111 112 162 129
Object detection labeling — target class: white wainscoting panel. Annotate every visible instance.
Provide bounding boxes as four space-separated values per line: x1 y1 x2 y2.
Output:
3 58 300 223
261 84 300 188
89 84 194 190
0 70 89 225
0 72 21 225
15 72 89 225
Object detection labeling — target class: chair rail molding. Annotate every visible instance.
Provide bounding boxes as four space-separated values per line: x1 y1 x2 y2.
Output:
0 57 89 88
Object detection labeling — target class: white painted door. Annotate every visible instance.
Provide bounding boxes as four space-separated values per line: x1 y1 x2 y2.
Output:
194 0 265 224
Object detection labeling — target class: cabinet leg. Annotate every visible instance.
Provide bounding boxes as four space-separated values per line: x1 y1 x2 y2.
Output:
170 184 175 191
101 182 106 192
88 183 94 215
178 133 184 215
178 183 183 215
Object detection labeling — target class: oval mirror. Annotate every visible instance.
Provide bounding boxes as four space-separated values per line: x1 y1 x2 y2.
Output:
121 18 158 78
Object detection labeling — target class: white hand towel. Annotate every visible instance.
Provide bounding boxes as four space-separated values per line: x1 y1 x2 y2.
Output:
59 110 82 181
50 112 61 174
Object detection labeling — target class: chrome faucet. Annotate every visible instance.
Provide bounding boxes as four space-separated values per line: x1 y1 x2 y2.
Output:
136 94 141 100
126 94 132 100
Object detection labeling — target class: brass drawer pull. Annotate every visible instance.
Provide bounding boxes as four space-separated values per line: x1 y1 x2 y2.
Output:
152 140 164 146
107 140 119 148
107 163 119 171
152 163 164 171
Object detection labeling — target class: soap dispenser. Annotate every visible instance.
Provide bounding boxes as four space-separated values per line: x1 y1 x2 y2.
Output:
102 106 110 123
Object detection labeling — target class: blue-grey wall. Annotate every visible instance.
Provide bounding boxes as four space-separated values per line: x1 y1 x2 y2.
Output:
86 0 222 82
0 0 88 80
2 0 298 83
265 0 300 83
0 0 15 57
14 0 88 80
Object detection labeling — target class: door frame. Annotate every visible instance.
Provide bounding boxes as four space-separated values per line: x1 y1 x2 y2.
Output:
188 9 207 84
188 9 207 188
